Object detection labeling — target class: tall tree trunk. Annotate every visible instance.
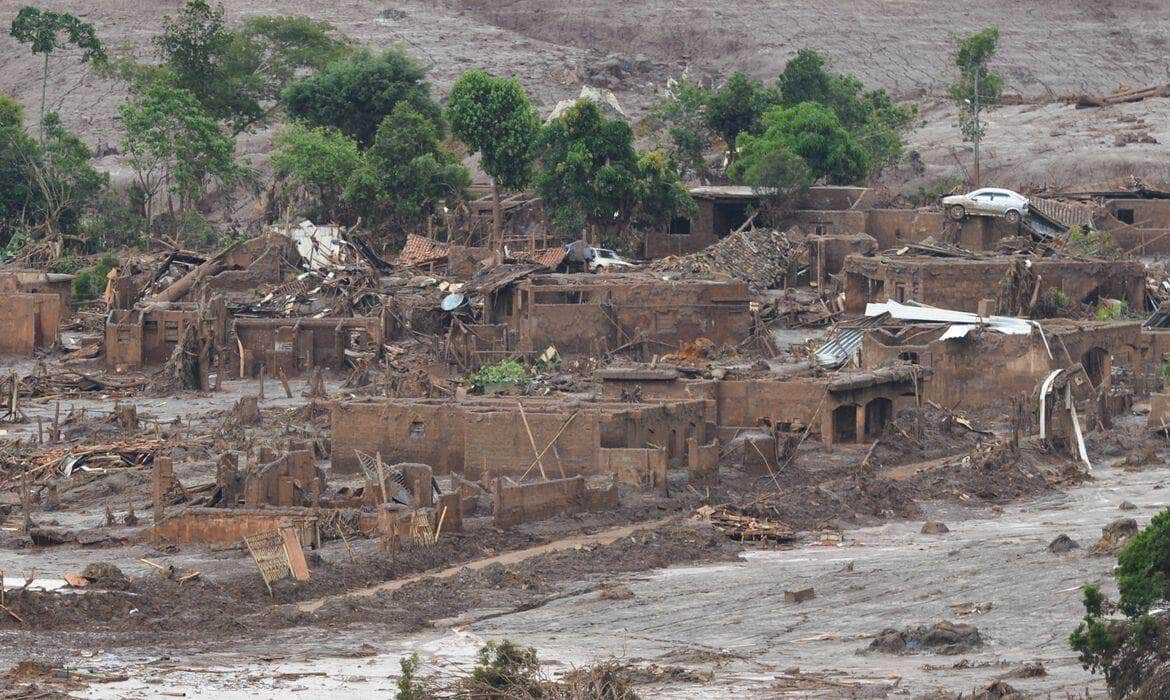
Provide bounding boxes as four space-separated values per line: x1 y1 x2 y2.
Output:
973 131 981 189
38 53 48 145
491 177 502 250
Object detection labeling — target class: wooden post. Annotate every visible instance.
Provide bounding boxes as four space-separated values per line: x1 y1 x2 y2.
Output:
278 369 292 399
258 365 266 400
51 401 60 442
20 470 31 533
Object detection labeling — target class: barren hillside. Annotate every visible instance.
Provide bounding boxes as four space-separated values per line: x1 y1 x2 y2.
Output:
2 0 1169 189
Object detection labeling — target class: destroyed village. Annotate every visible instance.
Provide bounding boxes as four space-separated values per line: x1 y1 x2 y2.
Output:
10 3 1170 700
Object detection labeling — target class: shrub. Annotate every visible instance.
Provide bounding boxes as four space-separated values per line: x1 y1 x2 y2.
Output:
465 640 541 695
395 653 427 700
71 254 118 303
470 360 529 389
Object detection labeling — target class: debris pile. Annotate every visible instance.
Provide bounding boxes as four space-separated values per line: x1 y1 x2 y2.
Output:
694 505 796 544
649 227 801 290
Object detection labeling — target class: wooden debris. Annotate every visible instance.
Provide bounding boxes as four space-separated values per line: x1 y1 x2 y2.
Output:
694 505 795 543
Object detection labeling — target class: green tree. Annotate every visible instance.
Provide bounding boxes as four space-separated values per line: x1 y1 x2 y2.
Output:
283 49 443 148
119 79 243 225
1117 508 1170 617
10 6 107 143
155 1 350 133
948 28 1002 188
24 113 107 255
446 70 539 246
344 103 469 232
0 95 40 246
272 122 361 222
704 71 770 164
650 78 713 179
631 150 697 230
734 102 869 186
777 49 914 175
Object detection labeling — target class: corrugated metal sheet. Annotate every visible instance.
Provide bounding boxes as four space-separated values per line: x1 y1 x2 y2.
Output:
814 314 889 368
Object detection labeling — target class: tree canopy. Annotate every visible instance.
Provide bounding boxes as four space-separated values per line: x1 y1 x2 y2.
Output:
733 102 869 186
272 122 361 223
343 103 469 229
283 48 443 148
704 72 770 163
447 70 539 191
155 0 350 133
534 99 693 240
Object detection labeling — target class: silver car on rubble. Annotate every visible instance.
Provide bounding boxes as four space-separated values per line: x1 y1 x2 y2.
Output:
941 187 1029 224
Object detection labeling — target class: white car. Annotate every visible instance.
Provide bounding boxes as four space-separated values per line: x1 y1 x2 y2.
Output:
588 248 637 272
941 188 1030 224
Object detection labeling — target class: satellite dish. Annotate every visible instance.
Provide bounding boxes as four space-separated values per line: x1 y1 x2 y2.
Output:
441 293 467 311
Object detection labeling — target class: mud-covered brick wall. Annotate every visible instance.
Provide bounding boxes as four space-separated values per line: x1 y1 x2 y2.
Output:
0 293 60 355
332 402 466 474
1104 199 1170 229
809 234 878 286
436 492 463 532
243 449 323 508
1149 393 1170 429
687 437 720 486
864 210 947 248
644 198 723 259
232 318 382 378
715 378 826 434
147 508 315 545
143 307 198 366
463 410 600 480
105 311 144 369
600 447 667 494
521 304 614 355
492 476 587 528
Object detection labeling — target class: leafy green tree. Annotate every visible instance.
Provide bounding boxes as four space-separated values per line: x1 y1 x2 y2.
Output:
631 150 696 230
948 28 1002 187
1117 508 1170 617
776 49 914 175
735 102 869 186
704 71 770 164
10 6 107 142
25 113 107 254
119 79 243 225
272 122 361 222
344 103 469 232
535 100 694 244
0 95 40 245
156 1 350 133
727 145 812 210
446 70 539 246
283 49 443 148
651 78 713 179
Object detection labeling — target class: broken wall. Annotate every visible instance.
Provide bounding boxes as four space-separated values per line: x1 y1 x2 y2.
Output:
0 293 62 354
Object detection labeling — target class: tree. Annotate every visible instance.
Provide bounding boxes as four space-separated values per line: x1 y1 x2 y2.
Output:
283 49 443 148
704 71 770 164
156 1 350 133
343 103 469 232
727 145 812 212
23 112 107 255
446 70 539 246
10 6 107 143
534 100 694 247
734 102 869 186
272 123 360 223
0 95 42 246
650 78 713 179
948 28 1002 188
777 49 915 176
630 150 697 231
119 80 243 226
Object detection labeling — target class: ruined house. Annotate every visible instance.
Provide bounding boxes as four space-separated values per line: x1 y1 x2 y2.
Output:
842 254 1145 314
225 315 385 378
0 293 63 355
454 271 752 363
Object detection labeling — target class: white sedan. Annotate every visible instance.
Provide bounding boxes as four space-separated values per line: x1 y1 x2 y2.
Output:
941 188 1030 224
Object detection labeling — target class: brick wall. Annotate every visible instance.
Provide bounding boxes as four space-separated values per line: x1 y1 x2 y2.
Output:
492 476 617 527
600 447 667 494
147 508 315 544
0 293 61 354
687 437 720 486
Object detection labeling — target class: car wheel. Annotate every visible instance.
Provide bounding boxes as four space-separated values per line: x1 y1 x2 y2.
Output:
948 204 966 221
1004 209 1021 224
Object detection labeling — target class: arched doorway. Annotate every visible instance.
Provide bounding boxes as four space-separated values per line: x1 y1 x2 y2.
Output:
1081 347 1109 387
832 404 857 443
864 397 894 440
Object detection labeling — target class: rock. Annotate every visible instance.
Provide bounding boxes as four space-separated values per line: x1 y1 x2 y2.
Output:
1001 661 1046 678
599 583 635 601
867 620 983 655
1048 534 1080 554
81 562 129 590
972 680 1024 700
1120 500 1138 511
921 521 950 534
1090 518 1139 556
784 587 815 603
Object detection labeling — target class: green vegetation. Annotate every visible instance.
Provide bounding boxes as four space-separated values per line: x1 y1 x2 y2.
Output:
1067 224 1119 258
650 78 712 178
733 102 867 187
466 640 542 695
272 122 361 223
119 78 244 225
155 0 350 133
394 653 426 700
283 48 443 147
470 359 529 389
533 99 694 242
71 253 117 302
1070 508 1170 691
948 28 1003 187
447 70 540 242
343 103 469 232
10 6 107 142
705 71 770 165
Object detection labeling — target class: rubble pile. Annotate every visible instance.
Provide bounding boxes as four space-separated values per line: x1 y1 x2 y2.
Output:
648 227 801 290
